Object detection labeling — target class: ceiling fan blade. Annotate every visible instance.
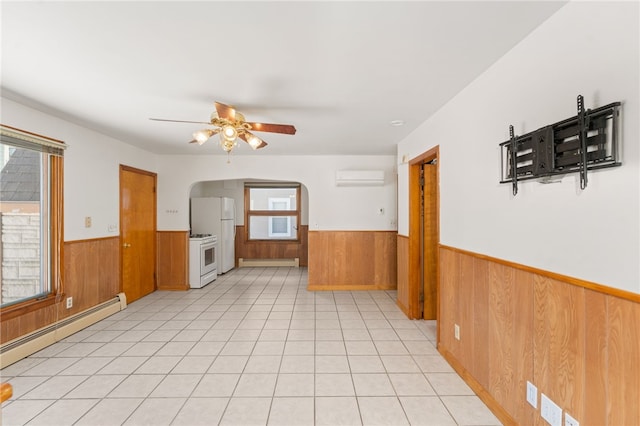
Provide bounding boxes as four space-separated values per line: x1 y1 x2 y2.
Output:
214 102 237 121
150 118 211 125
245 122 297 135
239 132 268 150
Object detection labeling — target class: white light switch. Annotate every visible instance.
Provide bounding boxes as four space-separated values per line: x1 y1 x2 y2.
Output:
541 393 562 426
526 381 537 408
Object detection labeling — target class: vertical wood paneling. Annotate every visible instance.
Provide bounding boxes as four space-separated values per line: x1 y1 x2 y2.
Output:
534 275 585 424
64 238 120 315
472 256 489 389
584 289 607 426
374 232 396 285
513 269 534 424
439 248 458 353
438 245 639 426
396 235 409 314
487 262 516 414
308 231 396 290
458 253 474 369
98 238 120 301
235 225 309 266
156 231 189 290
299 225 308 267
607 296 640 425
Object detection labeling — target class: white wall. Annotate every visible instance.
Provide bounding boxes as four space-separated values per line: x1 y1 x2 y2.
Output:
157 154 397 232
397 2 639 293
1 97 158 241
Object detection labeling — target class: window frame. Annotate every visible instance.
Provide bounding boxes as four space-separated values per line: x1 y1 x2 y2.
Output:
244 184 301 242
0 125 64 321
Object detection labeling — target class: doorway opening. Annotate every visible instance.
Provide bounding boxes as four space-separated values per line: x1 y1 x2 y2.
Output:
407 146 439 330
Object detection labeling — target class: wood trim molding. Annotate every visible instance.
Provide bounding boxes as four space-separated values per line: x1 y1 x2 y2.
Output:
440 244 639 302
119 164 157 177
64 236 120 245
440 347 517 426
0 124 65 144
407 145 440 320
308 284 396 291
0 294 61 322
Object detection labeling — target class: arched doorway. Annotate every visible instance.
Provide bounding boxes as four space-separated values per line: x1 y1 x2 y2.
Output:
189 178 310 267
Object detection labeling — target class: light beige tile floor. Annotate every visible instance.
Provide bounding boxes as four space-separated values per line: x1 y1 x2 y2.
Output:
1 267 502 425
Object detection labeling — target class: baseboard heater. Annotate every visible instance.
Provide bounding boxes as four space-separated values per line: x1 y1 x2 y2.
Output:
238 258 299 268
0 293 127 369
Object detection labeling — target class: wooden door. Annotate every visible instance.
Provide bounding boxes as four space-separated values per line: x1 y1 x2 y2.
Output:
422 163 438 319
120 165 156 303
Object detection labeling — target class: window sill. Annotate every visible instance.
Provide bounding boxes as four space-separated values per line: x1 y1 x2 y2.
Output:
0 294 63 322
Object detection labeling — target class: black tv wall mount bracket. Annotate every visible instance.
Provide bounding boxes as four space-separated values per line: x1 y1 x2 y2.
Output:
500 95 621 196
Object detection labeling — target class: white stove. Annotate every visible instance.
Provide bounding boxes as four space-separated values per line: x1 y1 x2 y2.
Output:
189 234 217 288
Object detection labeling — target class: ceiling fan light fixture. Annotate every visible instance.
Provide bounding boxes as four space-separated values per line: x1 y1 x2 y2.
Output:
220 138 236 152
222 125 238 141
247 134 262 150
193 129 212 145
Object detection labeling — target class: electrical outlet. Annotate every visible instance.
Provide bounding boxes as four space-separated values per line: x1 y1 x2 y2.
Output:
454 324 460 340
526 381 538 408
66 297 73 309
565 412 579 426
84 216 92 228
541 393 562 426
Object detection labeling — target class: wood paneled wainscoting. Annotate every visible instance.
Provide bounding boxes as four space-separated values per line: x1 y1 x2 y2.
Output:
396 234 410 313
156 231 189 290
1 237 120 344
438 245 640 426
307 231 396 291
235 225 308 267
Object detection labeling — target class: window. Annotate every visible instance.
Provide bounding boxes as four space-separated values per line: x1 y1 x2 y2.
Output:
0 125 64 312
245 184 300 241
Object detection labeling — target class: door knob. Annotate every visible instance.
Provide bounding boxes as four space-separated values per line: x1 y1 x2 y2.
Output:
123 243 131 248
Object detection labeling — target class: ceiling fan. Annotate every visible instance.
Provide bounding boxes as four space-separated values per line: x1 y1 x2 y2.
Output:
150 101 296 154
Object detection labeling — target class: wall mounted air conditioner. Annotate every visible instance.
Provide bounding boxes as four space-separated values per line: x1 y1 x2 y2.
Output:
335 170 384 186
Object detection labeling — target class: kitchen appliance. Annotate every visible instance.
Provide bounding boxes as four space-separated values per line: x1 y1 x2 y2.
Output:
191 197 236 273
189 234 217 288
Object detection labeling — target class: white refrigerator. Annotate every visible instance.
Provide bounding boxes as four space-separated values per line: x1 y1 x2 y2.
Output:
191 197 236 273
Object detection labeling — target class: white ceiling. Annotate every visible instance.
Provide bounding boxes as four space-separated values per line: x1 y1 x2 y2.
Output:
1 1 565 156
